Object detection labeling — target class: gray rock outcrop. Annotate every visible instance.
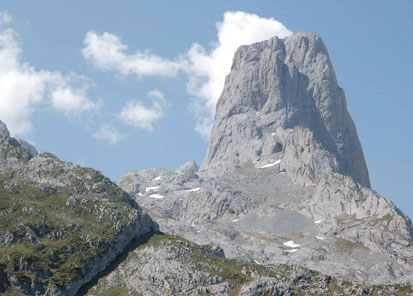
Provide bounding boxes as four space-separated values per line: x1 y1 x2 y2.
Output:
83 233 413 296
201 33 370 188
117 33 413 286
176 160 199 176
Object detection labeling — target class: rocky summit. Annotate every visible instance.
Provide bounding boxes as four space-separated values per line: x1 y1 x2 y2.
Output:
117 33 413 288
201 33 370 189
1 32 413 296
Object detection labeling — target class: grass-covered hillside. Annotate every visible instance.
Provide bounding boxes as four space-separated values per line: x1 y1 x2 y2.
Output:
0 133 154 295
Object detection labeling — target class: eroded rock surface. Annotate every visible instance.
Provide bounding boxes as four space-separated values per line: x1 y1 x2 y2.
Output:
0 120 157 295
117 33 413 286
83 233 413 296
201 33 370 188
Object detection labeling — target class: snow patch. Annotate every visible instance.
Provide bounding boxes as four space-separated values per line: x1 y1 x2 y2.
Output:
314 219 324 224
232 219 239 222
153 176 162 181
146 186 160 192
257 159 281 169
283 241 300 248
254 260 262 265
185 187 201 192
286 249 298 253
316 234 326 240
149 194 164 199
271 133 276 136
138 193 143 196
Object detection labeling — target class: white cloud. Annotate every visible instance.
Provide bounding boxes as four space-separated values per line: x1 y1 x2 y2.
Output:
119 90 165 131
92 124 122 144
82 11 292 138
82 31 181 77
0 13 99 136
0 13 50 135
51 84 98 115
147 89 164 100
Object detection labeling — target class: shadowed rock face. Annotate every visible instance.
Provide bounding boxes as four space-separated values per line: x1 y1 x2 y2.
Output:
201 33 370 188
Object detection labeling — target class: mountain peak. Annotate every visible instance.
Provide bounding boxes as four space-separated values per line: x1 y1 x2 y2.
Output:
200 32 370 188
0 120 10 138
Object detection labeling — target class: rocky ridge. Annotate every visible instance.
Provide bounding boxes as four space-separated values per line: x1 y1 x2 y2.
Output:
0 121 157 295
201 33 369 188
117 33 413 286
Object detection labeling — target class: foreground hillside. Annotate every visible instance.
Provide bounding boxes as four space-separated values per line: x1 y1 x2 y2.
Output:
0 121 156 295
82 232 413 296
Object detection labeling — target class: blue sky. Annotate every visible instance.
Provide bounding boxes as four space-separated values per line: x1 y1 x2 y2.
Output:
0 1 412 218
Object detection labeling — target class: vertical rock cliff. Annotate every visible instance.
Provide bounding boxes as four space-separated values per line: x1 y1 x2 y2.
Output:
116 33 413 286
201 33 370 188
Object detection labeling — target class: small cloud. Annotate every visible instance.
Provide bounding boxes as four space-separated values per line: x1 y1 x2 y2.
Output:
92 124 122 144
51 87 98 115
119 90 166 131
147 89 164 100
0 12 12 24
82 31 181 77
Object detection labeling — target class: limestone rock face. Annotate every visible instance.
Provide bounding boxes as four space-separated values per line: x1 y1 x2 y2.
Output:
200 33 370 188
117 33 413 286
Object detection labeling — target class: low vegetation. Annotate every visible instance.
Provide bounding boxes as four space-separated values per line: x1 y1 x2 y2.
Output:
0 165 141 294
